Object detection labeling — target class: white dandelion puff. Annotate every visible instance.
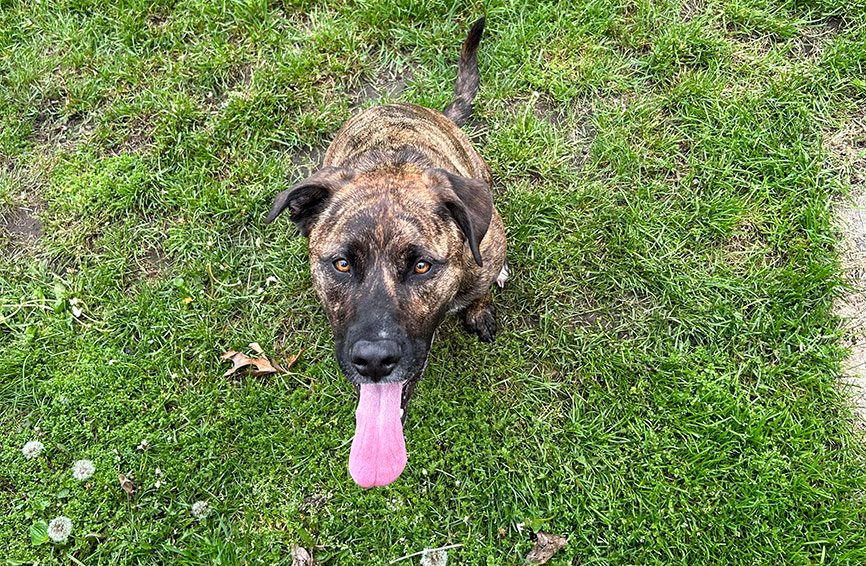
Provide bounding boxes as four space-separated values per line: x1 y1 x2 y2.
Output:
47 516 72 543
72 459 95 481
420 548 448 566
22 440 44 459
191 500 211 520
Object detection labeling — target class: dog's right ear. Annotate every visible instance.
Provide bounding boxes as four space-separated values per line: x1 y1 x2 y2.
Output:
264 167 354 236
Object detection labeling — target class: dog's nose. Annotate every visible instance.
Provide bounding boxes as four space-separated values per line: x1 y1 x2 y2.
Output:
351 340 402 380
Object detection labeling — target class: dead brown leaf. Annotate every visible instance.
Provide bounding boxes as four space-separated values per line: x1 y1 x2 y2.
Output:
526 532 567 564
118 473 136 499
221 350 286 377
284 348 304 370
291 545 316 565
248 342 264 354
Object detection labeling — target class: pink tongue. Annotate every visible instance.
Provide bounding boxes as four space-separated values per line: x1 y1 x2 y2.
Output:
349 382 406 488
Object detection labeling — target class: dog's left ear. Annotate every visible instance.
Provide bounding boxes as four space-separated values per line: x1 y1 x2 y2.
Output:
265 167 354 236
424 168 493 267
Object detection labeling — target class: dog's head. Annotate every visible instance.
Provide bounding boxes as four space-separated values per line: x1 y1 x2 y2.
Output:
266 164 492 392
267 162 492 487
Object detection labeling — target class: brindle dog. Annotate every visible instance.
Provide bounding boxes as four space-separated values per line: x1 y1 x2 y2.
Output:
265 17 507 487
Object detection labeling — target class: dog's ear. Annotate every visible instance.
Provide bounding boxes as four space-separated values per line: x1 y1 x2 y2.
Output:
265 167 354 236
424 168 493 267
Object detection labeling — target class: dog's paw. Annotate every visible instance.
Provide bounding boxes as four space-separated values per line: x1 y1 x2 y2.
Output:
464 301 497 343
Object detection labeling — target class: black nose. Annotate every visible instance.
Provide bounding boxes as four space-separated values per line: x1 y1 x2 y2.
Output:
350 340 402 380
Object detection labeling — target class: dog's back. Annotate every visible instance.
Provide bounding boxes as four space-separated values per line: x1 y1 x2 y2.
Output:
323 103 490 183
323 17 488 182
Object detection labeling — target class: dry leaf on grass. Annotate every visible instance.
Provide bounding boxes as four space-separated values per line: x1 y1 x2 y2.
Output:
221 350 285 377
526 532 567 564
284 348 303 370
291 545 316 565
118 474 136 499
248 342 264 354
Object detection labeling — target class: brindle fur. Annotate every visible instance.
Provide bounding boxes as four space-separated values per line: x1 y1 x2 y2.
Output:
266 17 505 410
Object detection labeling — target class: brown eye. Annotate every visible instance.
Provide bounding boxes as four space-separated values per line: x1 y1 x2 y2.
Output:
414 261 431 274
334 259 350 273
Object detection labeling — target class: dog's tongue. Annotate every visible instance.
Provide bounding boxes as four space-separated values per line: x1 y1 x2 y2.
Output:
349 382 406 488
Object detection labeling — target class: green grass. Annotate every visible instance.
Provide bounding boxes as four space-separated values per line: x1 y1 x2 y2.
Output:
2 0 866 564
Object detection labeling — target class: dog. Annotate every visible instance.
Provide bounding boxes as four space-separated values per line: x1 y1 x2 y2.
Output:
265 17 506 488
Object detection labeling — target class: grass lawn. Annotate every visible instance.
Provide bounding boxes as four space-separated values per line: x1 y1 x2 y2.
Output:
2 0 866 563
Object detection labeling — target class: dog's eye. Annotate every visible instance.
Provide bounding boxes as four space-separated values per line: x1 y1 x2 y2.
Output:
414 261 431 274
334 258 351 273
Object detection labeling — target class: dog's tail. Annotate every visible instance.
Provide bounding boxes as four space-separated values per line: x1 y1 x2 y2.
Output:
443 17 485 127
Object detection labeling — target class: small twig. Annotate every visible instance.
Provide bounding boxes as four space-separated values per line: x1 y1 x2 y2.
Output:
389 544 463 564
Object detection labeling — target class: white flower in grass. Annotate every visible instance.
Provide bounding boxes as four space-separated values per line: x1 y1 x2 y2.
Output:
72 459 95 481
420 548 448 566
47 516 72 543
22 440 44 459
191 500 211 520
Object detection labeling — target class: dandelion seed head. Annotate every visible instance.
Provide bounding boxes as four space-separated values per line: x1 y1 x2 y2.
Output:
420 548 448 566
47 516 72 543
72 459 95 481
191 500 211 520
22 440 44 459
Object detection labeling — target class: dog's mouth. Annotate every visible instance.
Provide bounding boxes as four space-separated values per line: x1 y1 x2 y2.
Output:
348 356 428 488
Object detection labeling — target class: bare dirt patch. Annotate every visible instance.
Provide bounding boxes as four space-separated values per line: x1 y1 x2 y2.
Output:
836 193 866 428
789 17 846 62
105 116 156 156
568 290 657 341
31 94 94 151
508 94 597 170
348 65 415 109
2 202 45 253
208 63 254 109
147 12 170 30
289 145 326 179
723 217 783 270
826 109 866 427
141 245 168 279
680 0 704 20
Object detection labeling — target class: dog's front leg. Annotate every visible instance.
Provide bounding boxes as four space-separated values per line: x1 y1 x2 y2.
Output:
463 291 497 343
